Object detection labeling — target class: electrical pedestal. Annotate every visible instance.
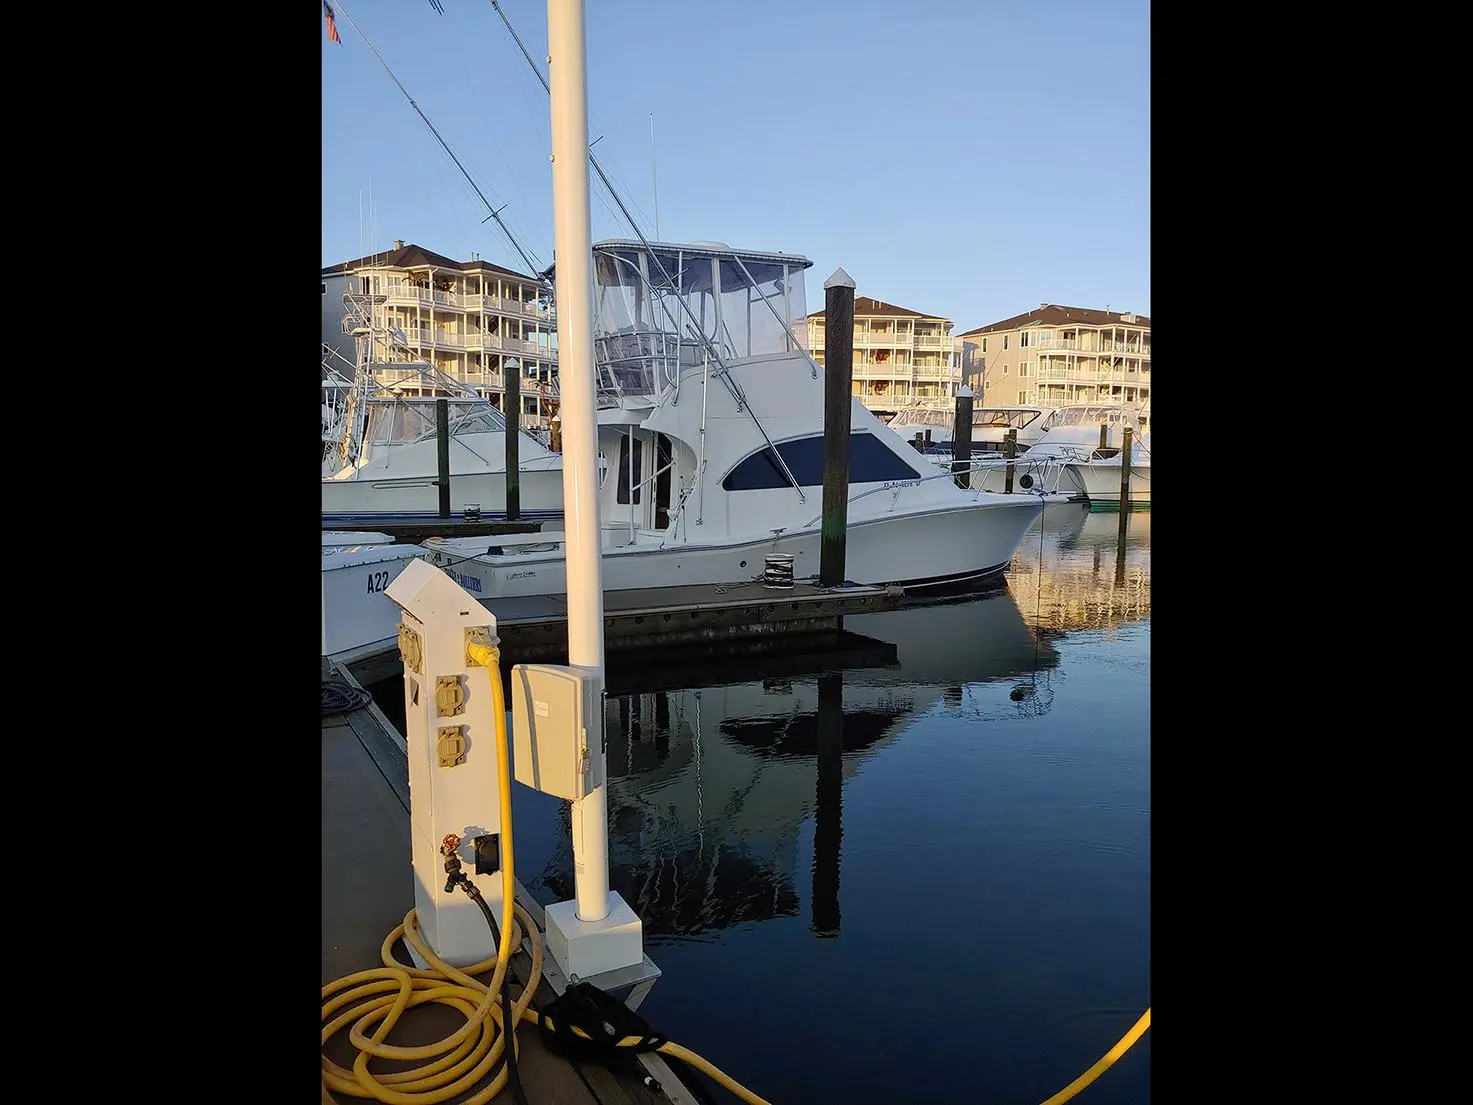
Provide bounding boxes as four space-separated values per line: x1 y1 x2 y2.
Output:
384 559 505 970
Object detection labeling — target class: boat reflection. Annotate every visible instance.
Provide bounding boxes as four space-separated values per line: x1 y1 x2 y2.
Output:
1006 500 1151 634
535 584 1064 942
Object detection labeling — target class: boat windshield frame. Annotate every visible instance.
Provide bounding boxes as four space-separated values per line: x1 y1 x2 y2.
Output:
572 240 813 403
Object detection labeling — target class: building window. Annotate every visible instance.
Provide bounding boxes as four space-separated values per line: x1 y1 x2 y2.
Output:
1003 335 1009 350
722 433 923 490
1019 361 1029 378
1018 391 1027 404
981 338 987 353
1021 331 1030 348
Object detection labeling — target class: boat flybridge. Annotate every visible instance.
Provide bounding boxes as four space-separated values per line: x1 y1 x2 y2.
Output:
422 239 1056 598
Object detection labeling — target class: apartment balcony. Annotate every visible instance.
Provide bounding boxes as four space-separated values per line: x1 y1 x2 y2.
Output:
1035 365 1152 384
374 285 553 320
396 327 555 362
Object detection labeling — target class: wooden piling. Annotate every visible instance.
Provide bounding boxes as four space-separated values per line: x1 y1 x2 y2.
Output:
1099 422 1109 455
505 359 522 521
1003 428 1017 494
436 398 451 519
1118 425 1133 533
952 386 973 489
820 269 856 588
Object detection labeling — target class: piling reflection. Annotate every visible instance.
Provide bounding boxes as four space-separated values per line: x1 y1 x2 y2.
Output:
811 672 842 937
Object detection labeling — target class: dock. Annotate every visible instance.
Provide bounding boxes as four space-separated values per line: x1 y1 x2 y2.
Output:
331 579 903 685
322 656 704 1105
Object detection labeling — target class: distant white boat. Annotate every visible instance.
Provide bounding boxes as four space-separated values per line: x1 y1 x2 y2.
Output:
1057 430 1151 507
887 403 1058 457
966 402 1151 500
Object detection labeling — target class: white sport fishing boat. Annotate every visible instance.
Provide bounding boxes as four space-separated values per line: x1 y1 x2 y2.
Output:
322 354 569 520
422 238 1058 597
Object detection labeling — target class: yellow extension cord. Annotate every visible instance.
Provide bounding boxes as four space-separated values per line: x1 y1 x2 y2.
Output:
320 640 1147 1105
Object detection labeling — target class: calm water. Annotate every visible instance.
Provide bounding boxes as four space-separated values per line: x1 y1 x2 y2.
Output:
372 500 1150 1105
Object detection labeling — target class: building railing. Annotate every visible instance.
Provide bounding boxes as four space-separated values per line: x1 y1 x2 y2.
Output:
1035 366 1153 383
375 284 553 319
394 326 556 362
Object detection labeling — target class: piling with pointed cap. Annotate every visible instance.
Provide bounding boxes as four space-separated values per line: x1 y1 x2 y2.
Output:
436 398 451 518
952 386 973 489
820 268 856 587
504 358 521 520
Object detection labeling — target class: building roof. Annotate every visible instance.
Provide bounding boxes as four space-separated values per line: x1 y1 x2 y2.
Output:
958 304 1150 337
321 242 534 282
807 296 942 322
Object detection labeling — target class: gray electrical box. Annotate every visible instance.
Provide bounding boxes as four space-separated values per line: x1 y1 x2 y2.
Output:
509 663 604 801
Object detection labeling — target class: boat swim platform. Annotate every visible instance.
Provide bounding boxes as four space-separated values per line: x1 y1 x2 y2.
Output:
322 657 697 1105
332 580 905 684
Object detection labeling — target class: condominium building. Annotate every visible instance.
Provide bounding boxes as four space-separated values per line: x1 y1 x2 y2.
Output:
320 241 559 429
803 297 962 419
956 305 1150 409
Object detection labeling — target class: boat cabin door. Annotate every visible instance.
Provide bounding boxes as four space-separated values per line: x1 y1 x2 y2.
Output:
615 429 675 531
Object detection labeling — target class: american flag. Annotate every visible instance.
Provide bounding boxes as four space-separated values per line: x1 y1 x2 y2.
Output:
324 3 342 44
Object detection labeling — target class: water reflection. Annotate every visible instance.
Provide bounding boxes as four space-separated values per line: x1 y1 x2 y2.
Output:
533 560 1098 942
1007 501 1151 633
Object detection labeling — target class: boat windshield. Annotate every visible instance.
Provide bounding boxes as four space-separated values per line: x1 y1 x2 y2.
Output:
585 241 812 399
1040 405 1144 431
900 407 1046 429
363 398 506 445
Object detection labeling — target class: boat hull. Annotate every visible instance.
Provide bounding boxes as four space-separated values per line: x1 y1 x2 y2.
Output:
424 496 1047 600
1060 462 1151 506
321 468 567 516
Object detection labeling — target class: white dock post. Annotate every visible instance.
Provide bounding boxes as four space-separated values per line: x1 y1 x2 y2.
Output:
543 0 643 978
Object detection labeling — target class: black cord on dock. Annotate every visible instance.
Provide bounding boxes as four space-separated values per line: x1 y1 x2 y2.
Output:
463 883 532 1105
322 678 373 716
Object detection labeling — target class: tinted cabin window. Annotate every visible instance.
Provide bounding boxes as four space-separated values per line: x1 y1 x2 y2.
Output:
616 434 642 504
722 433 923 491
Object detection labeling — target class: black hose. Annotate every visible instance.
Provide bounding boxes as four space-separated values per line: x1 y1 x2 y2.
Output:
322 678 373 717
467 886 532 1105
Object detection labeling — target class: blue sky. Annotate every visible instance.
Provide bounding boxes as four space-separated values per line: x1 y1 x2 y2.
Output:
321 0 1149 332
